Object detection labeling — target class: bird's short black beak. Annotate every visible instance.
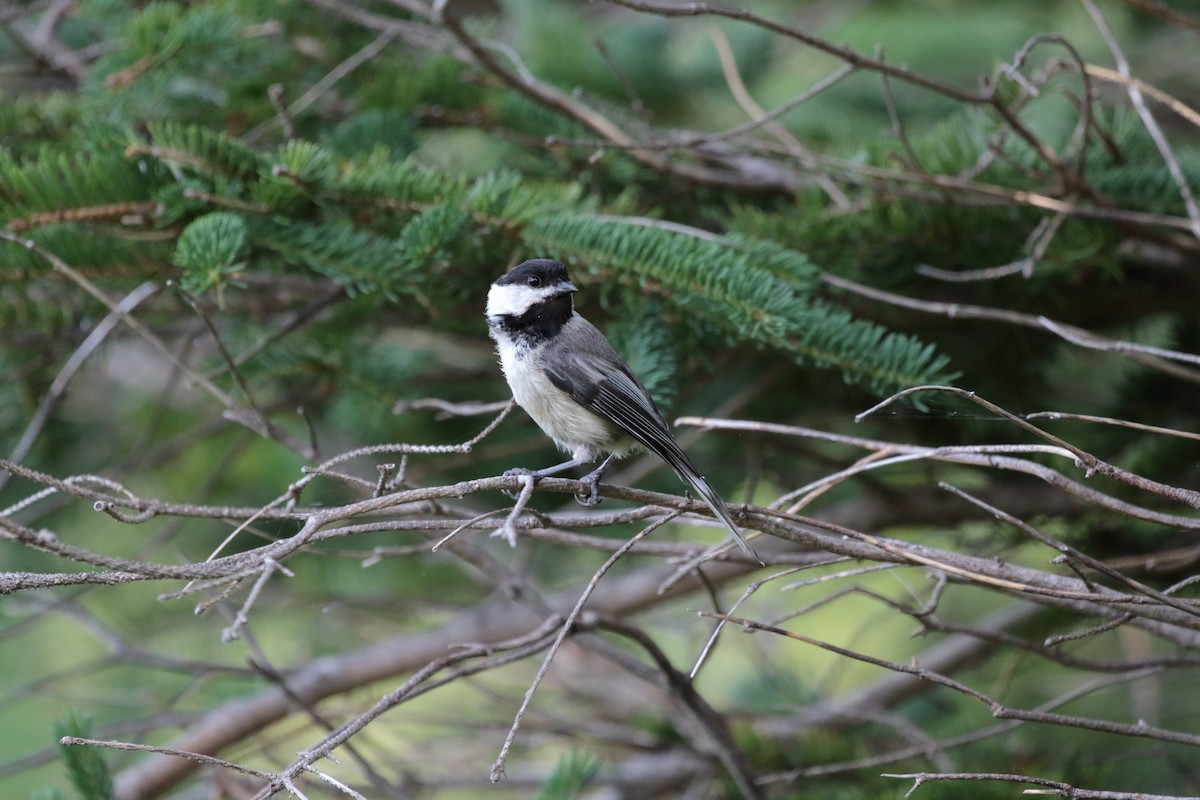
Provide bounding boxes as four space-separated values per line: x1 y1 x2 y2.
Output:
558 280 578 295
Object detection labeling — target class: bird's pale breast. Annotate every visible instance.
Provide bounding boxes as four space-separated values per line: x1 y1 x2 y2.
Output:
497 337 626 462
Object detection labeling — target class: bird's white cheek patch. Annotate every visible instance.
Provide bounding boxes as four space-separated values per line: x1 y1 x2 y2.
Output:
486 284 547 318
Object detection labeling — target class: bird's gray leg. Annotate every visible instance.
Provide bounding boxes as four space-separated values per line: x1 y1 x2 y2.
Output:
575 452 617 507
502 458 584 499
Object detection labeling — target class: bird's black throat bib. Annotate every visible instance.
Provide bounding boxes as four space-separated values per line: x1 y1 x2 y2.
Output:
490 294 573 348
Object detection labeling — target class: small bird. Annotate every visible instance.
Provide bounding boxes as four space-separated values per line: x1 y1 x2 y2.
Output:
486 258 756 559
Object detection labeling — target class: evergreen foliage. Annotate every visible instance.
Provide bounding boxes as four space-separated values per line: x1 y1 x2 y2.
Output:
174 211 247 294
0 1 1193 445
52 713 112 800
3 1 1192 425
3 119 960 397
524 213 956 391
145 121 265 180
605 301 679 405
532 750 601 800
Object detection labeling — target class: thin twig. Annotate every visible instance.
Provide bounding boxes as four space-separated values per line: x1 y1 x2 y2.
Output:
1080 0 1200 240
243 30 398 143
821 272 1200 381
59 736 272 780
856 385 1200 510
938 482 1200 618
1024 411 1200 442
708 24 849 208
704 611 1200 746
0 233 237 407
884 770 1192 799
490 510 681 781
494 473 535 548
1 282 159 493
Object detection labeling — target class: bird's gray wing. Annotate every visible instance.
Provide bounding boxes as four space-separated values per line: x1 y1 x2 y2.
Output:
541 319 758 560
540 322 689 469
589 369 685 460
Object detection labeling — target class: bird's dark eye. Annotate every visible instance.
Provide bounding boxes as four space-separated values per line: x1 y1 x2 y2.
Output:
526 276 543 288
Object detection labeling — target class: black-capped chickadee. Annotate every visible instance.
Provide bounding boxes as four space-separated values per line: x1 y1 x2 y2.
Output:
486 258 756 559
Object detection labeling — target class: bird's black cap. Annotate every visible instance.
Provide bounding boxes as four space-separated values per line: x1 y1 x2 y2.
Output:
496 259 572 287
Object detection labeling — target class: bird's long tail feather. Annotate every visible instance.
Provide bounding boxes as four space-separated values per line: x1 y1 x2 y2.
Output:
676 462 758 561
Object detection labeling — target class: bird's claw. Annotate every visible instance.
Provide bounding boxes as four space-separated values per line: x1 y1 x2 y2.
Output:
502 467 537 500
501 467 604 505
574 479 603 507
